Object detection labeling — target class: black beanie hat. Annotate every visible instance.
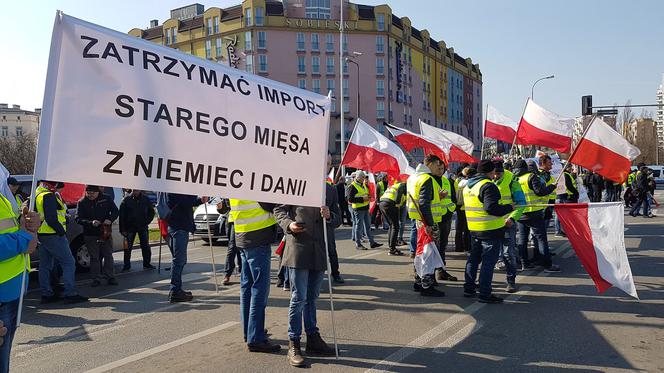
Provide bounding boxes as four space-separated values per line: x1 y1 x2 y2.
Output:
493 160 504 172
477 159 495 174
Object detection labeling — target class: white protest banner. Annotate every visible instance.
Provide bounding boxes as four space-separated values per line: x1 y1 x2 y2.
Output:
35 13 330 207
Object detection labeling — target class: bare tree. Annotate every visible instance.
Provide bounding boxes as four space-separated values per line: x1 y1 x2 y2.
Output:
0 134 37 174
618 99 635 130
640 109 653 119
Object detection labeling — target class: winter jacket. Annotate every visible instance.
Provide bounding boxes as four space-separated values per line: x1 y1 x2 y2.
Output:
76 195 119 237
466 174 513 239
119 193 155 233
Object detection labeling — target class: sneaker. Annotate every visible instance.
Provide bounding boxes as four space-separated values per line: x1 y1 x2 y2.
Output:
332 274 345 284
495 261 506 271
396 240 407 246
420 287 445 297
522 262 535 270
544 264 561 273
439 271 458 282
413 283 423 292
276 279 284 288
90 279 101 287
463 291 477 298
409 252 416 259
40 295 60 304
143 264 156 270
355 244 368 250
169 290 193 303
247 340 281 353
478 295 504 304
506 282 518 293
370 242 383 249
388 249 404 256
107 278 119 286
305 332 335 355
283 281 290 291
63 294 90 305
222 275 231 286
288 340 306 367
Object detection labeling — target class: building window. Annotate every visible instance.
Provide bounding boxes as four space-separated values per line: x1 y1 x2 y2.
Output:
15 126 23 137
165 28 171 45
245 31 252 51
172 28 177 43
245 55 254 72
259 55 267 72
298 56 306 73
377 102 385 119
326 79 335 95
255 7 264 26
258 31 266 49
343 79 349 98
207 18 213 35
343 100 350 113
213 16 219 34
376 35 384 53
376 58 384 75
205 40 212 59
343 34 348 53
245 8 252 27
306 0 331 19
343 59 348 74
312 79 321 94
298 79 307 89
0 126 7 137
326 57 334 74
216 38 222 57
326 34 334 51
377 13 385 31
296 32 305 51
376 80 385 97
311 34 319 51
312 56 320 73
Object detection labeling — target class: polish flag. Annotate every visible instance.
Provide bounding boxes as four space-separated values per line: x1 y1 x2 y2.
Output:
341 119 413 180
414 225 445 279
484 105 518 143
327 168 335 184
569 117 640 184
555 202 638 299
419 120 478 163
384 122 451 163
516 99 575 153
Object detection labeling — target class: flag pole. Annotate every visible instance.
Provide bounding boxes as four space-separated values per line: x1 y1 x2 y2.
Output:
322 216 339 359
339 118 360 169
555 114 598 186
480 104 487 160
339 0 345 178
203 201 219 293
508 98 530 160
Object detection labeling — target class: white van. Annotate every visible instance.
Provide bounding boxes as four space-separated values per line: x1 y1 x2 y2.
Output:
646 165 664 188
192 202 227 244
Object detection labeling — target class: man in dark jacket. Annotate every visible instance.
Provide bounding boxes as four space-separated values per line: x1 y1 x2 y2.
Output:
346 171 382 250
335 176 352 225
590 172 604 202
513 160 560 272
630 164 651 217
379 180 407 256
462 160 514 304
76 185 119 287
119 189 155 271
274 181 341 367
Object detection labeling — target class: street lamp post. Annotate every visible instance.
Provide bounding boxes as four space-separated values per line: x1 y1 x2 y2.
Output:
345 55 361 119
531 74 555 101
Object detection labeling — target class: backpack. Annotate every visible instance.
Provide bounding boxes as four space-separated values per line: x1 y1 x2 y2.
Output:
155 192 172 221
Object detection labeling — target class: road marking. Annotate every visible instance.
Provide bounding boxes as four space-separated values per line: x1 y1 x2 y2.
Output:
83 321 239 373
562 248 576 259
346 251 387 260
524 361 646 372
432 320 483 354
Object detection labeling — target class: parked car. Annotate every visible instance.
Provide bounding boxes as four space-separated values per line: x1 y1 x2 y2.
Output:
646 165 664 188
12 176 127 271
192 201 227 244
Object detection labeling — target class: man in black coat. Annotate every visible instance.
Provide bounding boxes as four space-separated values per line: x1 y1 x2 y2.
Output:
119 189 155 271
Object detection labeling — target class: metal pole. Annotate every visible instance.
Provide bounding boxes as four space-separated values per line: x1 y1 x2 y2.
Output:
158 233 162 274
203 202 219 293
480 103 487 160
556 114 598 186
508 98 531 160
531 75 554 101
339 0 345 177
322 217 339 359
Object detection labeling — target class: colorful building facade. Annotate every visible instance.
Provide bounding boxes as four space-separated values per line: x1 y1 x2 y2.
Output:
129 0 483 159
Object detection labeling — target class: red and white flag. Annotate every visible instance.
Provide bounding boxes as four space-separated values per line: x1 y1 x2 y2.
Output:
516 99 575 153
326 168 335 184
384 122 451 163
420 120 478 163
555 202 638 299
414 226 445 278
569 117 640 184
484 105 518 143
342 119 413 180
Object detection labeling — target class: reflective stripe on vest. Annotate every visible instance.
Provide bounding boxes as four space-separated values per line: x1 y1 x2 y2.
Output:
438 176 456 214
462 179 506 232
229 199 276 233
350 182 369 209
407 174 442 223
518 173 545 213
542 173 556 203
495 170 514 205
381 182 405 207
0 194 26 284
35 186 67 234
564 172 577 198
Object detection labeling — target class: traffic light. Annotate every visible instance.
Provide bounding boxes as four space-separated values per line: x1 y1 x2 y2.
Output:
582 95 593 116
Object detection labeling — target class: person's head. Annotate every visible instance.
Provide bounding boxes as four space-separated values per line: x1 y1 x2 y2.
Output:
7 177 19 194
424 154 444 177
131 189 142 197
538 154 552 171
85 185 101 200
55 182 65 193
355 170 366 183
477 159 496 180
462 167 477 178
39 180 57 192
493 160 505 180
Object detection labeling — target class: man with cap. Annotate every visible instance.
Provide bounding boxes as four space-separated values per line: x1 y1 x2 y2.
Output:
76 185 120 287
554 164 578 237
36 180 88 304
6 177 23 214
379 178 407 256
430 160 457 282
463 160 514 303
492 159 525 293
512 160 560 272
346 171 382 250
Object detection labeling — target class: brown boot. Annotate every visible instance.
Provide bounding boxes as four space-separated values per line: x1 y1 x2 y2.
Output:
288 340 305 367
305 332 335 356
222 275 231 285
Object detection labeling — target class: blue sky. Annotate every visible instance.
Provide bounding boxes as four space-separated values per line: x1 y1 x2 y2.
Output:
1 0 662 122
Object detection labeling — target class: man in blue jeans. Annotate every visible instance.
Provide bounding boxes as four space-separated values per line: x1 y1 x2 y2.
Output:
166 193 207 303
346 171 382 250
229 199 280 353
0 193 41 373
274 176 341 367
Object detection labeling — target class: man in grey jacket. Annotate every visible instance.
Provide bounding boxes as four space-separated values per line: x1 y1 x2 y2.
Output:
273 164 341 367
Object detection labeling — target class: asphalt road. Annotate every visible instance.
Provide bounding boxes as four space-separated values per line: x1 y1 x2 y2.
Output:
9 191 664 373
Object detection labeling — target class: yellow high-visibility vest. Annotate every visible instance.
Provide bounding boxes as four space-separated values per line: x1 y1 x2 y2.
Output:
380 182 406 207
437 176 456 215
35 186 67 234
496 170 514 206
0 194 27 285
350 181 369 209
564 172 577 199
229 199 276 233
407 174 442 223
463 179 506 232
518 173 545 213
